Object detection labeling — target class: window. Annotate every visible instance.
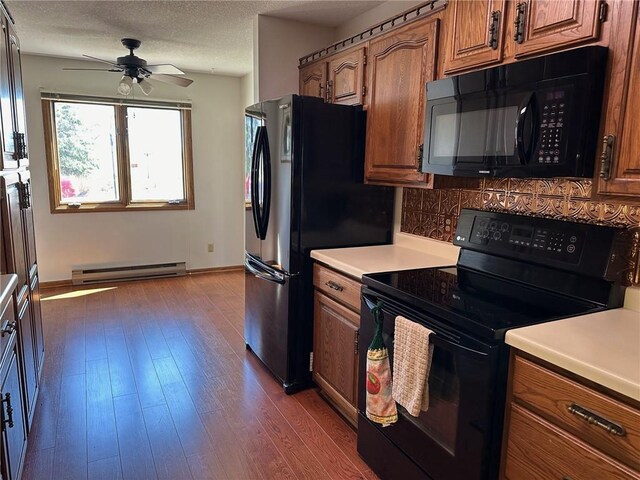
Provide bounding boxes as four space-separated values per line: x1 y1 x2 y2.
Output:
42 94 194 212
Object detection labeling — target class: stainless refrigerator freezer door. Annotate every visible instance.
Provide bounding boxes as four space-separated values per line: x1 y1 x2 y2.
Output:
244 264 295 385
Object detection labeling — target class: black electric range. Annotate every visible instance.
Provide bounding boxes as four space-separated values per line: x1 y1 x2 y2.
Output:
357 209 627 480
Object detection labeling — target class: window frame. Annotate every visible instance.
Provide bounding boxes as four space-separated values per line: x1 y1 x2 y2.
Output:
42 94 195 213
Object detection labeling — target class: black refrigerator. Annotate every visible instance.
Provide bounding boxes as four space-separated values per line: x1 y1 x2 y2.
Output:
244 94 393 393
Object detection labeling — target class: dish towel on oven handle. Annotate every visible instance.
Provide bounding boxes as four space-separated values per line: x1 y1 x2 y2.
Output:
392 315 435 417
365 302 398 426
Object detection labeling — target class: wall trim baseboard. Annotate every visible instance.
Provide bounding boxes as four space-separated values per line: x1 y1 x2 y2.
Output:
40 264 244 289
188 265 244 275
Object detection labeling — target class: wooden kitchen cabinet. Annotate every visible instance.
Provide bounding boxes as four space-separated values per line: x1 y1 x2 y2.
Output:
512 0 605 58
0 17 27 170
443 0 507 74
501 353 640 479
326 46 366 106
299 45 367 106
364 17 439 187
299 61 327 99
1 173 40 428
596 0 640 197
312 263 361 426
0 294 27 480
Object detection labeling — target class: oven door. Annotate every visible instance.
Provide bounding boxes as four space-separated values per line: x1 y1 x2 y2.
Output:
358 288 502 480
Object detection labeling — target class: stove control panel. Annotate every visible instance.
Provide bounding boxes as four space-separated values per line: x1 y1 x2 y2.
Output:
454 209 621 278
468 217 585 263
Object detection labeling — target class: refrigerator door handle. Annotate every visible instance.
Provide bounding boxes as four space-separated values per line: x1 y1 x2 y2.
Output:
250 126 264 239
245 254 286 285
257 127 272 240
246 253 292 279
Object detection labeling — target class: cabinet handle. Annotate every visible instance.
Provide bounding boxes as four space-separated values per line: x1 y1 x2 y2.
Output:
354 330 359 355
325 280 344 292
567 403 626 437
488 10 501 50
326 80 333 103
1 320 16 337
19 133 27 159
2 393 13 429
599 134 615 180
319 82 324 98
416 143 424 171
513 2 527 44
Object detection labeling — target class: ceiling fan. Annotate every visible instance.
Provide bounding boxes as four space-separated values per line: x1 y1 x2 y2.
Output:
64 38 194 96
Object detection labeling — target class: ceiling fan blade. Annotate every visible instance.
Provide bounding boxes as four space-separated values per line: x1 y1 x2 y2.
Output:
146 64 184 75
62 68 122 72
151 73 193 87
82 54 120 67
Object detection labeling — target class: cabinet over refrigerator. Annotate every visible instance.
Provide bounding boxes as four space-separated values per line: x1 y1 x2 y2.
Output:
244 94 393 393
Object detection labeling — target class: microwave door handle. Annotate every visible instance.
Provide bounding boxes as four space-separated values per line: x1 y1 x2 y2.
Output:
515 92 534 165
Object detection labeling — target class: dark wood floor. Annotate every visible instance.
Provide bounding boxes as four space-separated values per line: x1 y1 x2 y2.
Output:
22 271 377 480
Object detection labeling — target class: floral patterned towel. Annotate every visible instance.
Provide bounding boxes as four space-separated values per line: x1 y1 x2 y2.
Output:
365 302 397 426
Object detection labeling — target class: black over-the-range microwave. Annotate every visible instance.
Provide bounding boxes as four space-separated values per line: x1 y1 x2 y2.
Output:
421 46 608 178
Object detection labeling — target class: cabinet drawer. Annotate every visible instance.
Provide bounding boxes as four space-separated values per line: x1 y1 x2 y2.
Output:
512 356 640 470
313 264 361 313
0 296 15 360
504 404 640 480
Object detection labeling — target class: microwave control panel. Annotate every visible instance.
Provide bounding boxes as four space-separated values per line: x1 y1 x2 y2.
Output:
467 216 585 264
537 90 568 166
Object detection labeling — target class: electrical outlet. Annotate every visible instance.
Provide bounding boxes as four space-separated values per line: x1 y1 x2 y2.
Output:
207 243 214 253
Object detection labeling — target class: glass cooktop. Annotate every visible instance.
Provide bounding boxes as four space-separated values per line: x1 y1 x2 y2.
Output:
363 266 605 341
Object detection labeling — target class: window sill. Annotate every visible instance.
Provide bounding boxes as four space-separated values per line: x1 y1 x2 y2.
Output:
51 202 194 213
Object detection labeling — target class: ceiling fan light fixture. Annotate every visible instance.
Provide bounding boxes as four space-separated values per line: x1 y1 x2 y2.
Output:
117 75 133 96
137 78 153 96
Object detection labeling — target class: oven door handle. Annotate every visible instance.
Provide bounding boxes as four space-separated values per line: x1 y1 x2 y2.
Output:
363 294 490 358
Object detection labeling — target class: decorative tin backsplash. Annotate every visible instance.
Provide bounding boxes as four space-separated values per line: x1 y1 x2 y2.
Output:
401 178 640 285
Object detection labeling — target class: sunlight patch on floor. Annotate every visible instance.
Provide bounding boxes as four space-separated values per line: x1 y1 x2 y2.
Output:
41 286 118 301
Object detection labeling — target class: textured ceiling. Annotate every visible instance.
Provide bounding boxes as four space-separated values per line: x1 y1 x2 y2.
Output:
5 1 384 76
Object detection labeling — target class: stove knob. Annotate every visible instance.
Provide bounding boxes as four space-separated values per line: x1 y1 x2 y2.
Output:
489 221 497 231
501 223 509 232
493 231 502 240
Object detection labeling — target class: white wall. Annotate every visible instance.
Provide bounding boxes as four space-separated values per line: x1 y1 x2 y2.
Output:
334 1 424 41
22 54 245 282
256 16 335 101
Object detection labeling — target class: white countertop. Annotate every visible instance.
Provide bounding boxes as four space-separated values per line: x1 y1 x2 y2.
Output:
506 289 640 402
310 233 459 279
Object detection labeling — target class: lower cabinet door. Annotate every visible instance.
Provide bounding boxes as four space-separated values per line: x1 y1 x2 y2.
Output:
16 293 36 427
313 292 359 424
1 334 27 480
30 274 44 379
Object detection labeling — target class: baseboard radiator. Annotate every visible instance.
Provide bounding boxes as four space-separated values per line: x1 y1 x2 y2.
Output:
71 262 186 285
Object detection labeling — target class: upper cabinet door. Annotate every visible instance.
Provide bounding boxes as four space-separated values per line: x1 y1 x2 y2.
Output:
365 18 439 187
513 0 603 58
299 61 327 99
0 16 16 169
443 0 507 74
7 23 27 167
596 0 640 197
327 46 366 106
